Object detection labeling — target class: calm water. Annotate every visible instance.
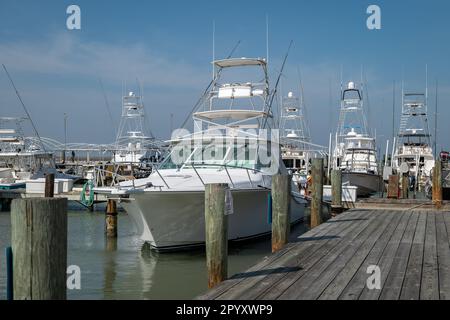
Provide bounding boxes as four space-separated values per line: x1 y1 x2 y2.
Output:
0 206 309 300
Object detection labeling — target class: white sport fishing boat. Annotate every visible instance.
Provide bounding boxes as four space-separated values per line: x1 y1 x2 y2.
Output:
0 117 52 189
392 89 434 190
280 91 311 190
332 82 381 197
113 91 160 165
97 57 306 251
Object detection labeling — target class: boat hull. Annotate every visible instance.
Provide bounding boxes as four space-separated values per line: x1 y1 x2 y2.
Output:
342 172 382 197
121 189 306 251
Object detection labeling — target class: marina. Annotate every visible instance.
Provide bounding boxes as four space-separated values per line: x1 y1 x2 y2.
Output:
1 0 450 304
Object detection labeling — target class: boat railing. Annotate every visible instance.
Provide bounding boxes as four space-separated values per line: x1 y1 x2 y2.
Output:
93 166 136 189
188 162 265 189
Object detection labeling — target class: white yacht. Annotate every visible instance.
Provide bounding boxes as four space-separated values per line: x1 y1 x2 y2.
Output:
392 91 434 190
98 57 306 251
332 82 381 197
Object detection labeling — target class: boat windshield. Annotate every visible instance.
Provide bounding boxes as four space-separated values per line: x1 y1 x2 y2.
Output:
158 140 274 171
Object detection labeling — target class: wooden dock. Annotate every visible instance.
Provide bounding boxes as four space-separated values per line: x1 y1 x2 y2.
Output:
198 208 450 300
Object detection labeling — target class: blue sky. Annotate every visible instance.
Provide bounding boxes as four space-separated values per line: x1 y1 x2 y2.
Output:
0 0 449 152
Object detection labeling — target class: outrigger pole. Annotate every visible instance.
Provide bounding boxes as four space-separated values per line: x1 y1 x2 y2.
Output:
2 64 55 167
263 40 293 129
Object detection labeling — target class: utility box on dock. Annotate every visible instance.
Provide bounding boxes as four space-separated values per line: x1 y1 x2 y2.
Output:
323 185 357 203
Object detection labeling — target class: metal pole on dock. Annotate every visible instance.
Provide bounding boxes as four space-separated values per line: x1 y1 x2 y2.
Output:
432 160 442 208
105 199 118 238
331 169 342 213
271 174 291 253
311 158 324 228
204 183 228 289
11 198 67 300
45 173 55 198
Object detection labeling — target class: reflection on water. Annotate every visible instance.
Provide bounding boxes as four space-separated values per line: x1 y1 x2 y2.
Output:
0 210 308 300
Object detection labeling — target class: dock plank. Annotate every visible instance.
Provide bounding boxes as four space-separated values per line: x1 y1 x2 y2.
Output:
198 209 450 301
338 210 412 300
257 211 378 300
378 212 419 300
436 213 450 300
320 211 406 300
267 210 381 299
420 212 439 300
197 210 365 300
286 210 396 300
399 212 427 300
215 210 372 300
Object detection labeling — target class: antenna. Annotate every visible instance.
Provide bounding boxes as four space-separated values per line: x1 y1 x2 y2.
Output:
360 64 364 93
212 20 216 80
392 80 395 142
425 64 428 107
401 71 404 116
266 14 269 63
340 64 343 98
435 78 438 159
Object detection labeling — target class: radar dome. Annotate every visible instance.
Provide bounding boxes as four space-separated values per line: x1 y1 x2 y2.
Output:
348 82 355 90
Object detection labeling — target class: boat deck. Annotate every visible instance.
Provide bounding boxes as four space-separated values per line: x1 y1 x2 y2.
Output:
198 208 450 300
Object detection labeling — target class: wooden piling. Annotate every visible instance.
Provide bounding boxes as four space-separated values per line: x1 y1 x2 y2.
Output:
432 160 442 208
105 199 118 238
387 175 399 199
271 174 291 253
205 183 228 289
331 169 342 209
311 158 324 228
44 173 55 198
11 198 67 300
401 174 409 199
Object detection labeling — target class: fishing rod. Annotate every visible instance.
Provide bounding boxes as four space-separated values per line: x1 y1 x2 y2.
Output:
179 40 241 130
2 64 56 167
262 40 293 129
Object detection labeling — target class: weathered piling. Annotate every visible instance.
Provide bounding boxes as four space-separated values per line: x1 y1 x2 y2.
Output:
331 169 342 209
44 173 55 198
311 158 324 228
105 199 118 238
387 175 399 199
11 198 67 300
432 160 442 208
205 183 229 289
271 174 291 253
401 174 409 199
